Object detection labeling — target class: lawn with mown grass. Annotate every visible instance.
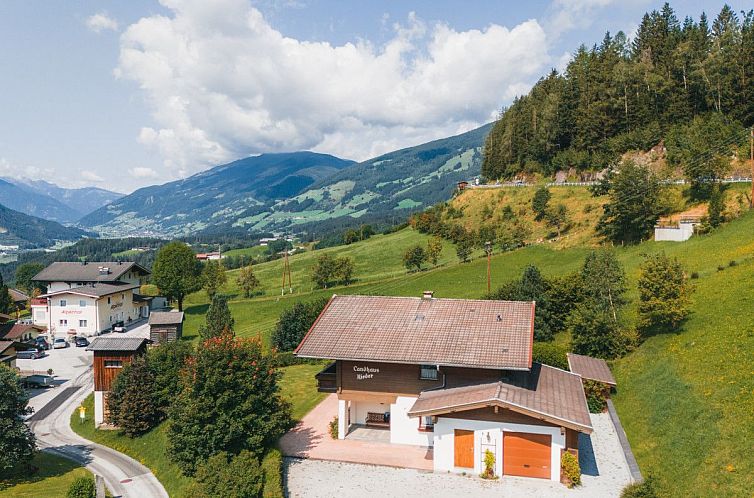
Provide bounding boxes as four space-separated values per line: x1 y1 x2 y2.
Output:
0 452 92 498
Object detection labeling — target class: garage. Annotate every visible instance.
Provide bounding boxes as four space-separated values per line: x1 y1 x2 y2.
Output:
503 432 551 479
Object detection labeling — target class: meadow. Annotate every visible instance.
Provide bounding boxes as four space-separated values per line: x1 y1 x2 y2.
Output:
0 453 92 498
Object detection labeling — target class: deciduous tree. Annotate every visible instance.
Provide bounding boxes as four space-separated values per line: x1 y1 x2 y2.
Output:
402 245 427 271
0 365 35 475
426 237 443 266
235 264 260 298
201 260 227 298
637 252 693 334
152 242 202 311
532 187 552 220
13 263 45 295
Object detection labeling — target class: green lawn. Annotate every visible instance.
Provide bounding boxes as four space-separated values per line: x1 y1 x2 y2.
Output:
0 452 91 498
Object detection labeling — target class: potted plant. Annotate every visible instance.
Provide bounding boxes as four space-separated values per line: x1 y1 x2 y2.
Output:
481 449 497 479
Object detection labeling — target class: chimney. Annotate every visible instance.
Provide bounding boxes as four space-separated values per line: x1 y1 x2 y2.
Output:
422 291 434 300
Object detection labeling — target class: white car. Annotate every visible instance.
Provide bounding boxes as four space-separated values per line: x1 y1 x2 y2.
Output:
53 337 69 349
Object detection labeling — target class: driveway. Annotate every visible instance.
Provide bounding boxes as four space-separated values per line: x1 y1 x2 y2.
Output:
283 402 633 497
28 368 168 498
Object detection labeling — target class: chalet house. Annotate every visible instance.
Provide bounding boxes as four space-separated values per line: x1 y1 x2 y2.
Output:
0 323 45 342
87 337 149 426
30 262 152 337
148 311 184 344
9 288 29 312
295 293 592 481
0 339 34 369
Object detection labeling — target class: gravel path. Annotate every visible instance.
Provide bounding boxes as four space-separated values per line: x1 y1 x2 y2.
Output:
284 413 633 498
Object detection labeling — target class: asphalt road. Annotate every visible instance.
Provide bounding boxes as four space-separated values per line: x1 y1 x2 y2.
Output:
27 364 168 498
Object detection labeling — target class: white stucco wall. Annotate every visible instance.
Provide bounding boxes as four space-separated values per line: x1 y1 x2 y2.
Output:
655 222 694 242
354 401 390 425
338 399 347 439
94 390 105 426
390 396 433 447
433 417 565 481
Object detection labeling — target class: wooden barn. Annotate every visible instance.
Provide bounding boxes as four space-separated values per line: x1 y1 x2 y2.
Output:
86 337 149 426
148 311 184 344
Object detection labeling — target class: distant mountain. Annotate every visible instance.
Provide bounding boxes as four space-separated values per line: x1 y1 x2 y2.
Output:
0 178 122 222
79 126 491 237
228 123 492 233
79 152 356 236
0 203 92 248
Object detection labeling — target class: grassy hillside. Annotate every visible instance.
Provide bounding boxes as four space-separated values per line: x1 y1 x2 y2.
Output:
174 194 754 496
0 453 92 498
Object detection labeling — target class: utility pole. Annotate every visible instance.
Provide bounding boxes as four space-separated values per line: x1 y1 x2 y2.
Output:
485 241 492 294
281 246 293 295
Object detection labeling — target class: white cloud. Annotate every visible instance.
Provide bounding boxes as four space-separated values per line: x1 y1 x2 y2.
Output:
129 166 160 179
0 157 53 181
81 170 104 183
546 0 619 38
116 0 551 177
86 13 119 33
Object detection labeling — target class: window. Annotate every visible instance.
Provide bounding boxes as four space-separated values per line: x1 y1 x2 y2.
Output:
419 416 434 431
79 300 87 307
104 360 123 368
420 365 439 380
59 319 68 326
107 297 111 304
79 320 87 327
60 299 67 307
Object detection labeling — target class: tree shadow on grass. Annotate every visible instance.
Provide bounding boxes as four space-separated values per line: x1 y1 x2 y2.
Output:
0 449 90 489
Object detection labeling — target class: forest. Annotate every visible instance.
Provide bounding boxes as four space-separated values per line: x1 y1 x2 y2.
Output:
482 3 754 180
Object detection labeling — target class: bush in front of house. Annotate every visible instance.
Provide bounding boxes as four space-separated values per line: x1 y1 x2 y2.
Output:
329 417 339 439
107 355 160 437
620 476 658 498
560 451 581 488
66 476 95 498
481 449 496 479
583 379 609 413
188 450 264 498
532 342 569 370
261 449 284 498
167 332 291 475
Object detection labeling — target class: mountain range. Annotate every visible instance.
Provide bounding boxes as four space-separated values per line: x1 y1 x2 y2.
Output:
0 177 122 223
0 203 92 248
80 124 491 237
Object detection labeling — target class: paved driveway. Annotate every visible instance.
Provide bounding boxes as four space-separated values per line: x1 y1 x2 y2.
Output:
283 404 633 497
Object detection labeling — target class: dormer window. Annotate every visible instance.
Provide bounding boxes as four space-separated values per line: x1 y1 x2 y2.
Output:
420 365 439 380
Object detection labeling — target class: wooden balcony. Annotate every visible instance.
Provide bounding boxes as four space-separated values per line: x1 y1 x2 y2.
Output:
315 361 337 393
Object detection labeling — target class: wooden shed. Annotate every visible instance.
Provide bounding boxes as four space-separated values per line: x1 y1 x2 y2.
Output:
86 337 149 426
148 311 184 344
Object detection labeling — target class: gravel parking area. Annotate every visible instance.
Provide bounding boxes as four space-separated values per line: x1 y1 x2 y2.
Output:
284 413 633 498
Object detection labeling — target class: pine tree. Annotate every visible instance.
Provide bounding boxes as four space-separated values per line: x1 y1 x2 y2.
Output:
107 355 160 436
198 295 234 340
637 252 692 334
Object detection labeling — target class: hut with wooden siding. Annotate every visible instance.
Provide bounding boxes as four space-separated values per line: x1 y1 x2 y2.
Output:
148 311 184 344
86 337 149 426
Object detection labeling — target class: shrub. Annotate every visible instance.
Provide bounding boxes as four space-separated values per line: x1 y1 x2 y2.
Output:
717 265 725 271
66 476 95 498
620 476 658 498
329 417 339 439
532 342 569 370
583 379 609 413
271 297 329 352
189 450 264 498
561 451 581 488
262 449 284 498
481 449 496 479
729 260 737 267
690 272 699 279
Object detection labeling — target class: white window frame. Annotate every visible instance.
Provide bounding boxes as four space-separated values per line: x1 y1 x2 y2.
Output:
420 364 439 380
79 300 87 307
59 319 68 326
60 299 67 307
79 319 87 327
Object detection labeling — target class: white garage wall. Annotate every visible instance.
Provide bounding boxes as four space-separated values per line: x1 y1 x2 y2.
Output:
390 396 433 447
433 417 565 481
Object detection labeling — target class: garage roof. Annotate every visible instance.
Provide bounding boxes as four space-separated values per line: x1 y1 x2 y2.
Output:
567 353 617 386
295 294 535 370
86 337 149 352
407 363 593 433
148 311 184 325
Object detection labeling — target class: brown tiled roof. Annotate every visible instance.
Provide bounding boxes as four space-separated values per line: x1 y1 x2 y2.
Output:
9 288 29 303
41 283 139 299
295 294 535 370
86 337 149 352
0 323 44 340
567 353 616 386
33 261 149 283
408 363 593 433
148 311 184 325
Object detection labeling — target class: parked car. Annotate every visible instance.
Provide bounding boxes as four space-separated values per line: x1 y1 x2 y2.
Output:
32 337 51 351
74 336 89 347
22 374 55 388
53 337 69 349
112 321 126 333
16 348 44 360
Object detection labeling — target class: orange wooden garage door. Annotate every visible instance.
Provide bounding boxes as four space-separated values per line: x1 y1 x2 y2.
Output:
503 432 551 479
454 429 475 468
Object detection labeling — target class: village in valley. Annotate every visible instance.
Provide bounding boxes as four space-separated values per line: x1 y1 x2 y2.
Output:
1 1 754 498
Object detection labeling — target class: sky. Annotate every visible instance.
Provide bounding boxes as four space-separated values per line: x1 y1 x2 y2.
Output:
0 0 747 193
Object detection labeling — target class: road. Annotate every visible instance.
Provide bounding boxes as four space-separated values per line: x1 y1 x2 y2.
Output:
23 323 168 498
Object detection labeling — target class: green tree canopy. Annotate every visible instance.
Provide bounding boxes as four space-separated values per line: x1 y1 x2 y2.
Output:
402 245 427 271
167 334 291 475
13 263 45 295
235 264 260 298
201 260 227 298
152 241 202 311
532 187 552 220
271 297 329 352
0 365 35 475
107 355 160 437
637 252 693 334
187 450 263 498
199 294 234 340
